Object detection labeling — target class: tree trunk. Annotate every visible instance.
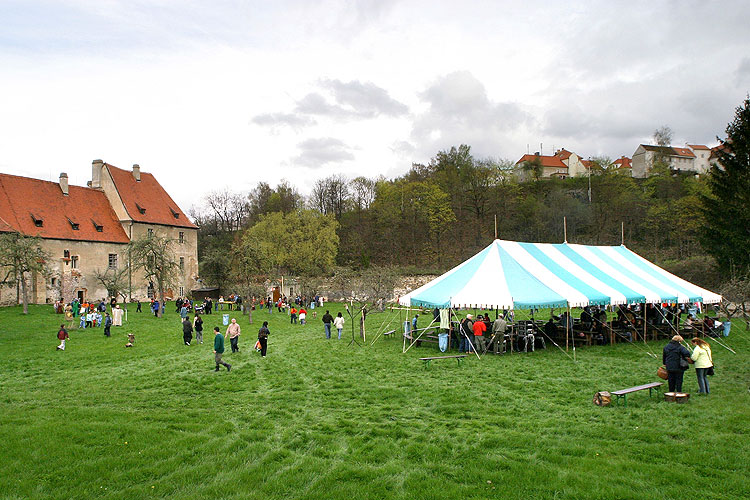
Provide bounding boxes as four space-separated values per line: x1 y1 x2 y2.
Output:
20 272 28 314
157 282 164 318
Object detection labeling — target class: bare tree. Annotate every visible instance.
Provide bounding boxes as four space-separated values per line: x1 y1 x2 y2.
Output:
92 267 131 302
309 174 350 219
0 232 51 314
129 233 179 317
350 176 377 211
653 125 673 146
205 188 250 232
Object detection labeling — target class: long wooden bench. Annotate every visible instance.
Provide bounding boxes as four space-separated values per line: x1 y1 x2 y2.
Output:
419 355 467 369
611 382 663 406
381 330 396 339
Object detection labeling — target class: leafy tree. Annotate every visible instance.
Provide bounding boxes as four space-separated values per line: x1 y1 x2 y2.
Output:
0 232 50 314
241 210 338 276
520 156 543 181
700 97 750 275
129 233 180 317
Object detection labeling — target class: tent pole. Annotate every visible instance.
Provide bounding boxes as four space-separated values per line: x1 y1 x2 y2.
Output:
621 221 625 246
563 217 568 243
609 307 614 346
643 304 647 342
565 303 569 352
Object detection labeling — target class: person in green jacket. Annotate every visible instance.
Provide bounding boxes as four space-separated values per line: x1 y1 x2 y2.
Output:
213 326 231 372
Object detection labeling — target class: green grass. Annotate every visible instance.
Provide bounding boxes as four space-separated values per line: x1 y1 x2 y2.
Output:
1 304 749 500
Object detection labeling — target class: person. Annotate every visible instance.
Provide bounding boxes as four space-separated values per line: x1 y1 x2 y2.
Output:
194 314 204 344
290 306 297 324
333 312 345 340
663 335 692 392
152 299 160 317
226 318 241 353
412 314 419 333
104 312 112 337
136 300 142 313
180 303 188 321
56 324 69 350
460 315 474 353
299 307 307 325
112 304 124 326
213 327 231 372
206 297 213 315
473 314 487 353
182 317 193 346
258 321 270 357
492 314 508 353
322 310 333 339
690 337 713 394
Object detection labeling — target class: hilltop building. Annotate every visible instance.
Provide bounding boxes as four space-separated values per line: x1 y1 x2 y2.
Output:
515 149 592 180
631 144 711 178
0 161 198 306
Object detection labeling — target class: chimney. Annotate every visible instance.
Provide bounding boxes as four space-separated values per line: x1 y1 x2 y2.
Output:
91 159 103 189
59 173 69 196
132 164 141 182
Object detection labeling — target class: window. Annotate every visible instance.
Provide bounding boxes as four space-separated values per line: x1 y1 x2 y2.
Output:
50 277 57 286
179 257 184 270
71 256 78 269
169 207 180 219
179 286 184 296
179 231 185 244
31 214 43 227
108 254 118 270
64 250 70 259
92 219 103 232
147 228 154 237
136 203 146 215
67 218 79 230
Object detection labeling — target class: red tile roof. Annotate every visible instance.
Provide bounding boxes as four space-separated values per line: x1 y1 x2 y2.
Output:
0 173 129 243
613 156 632 168
516 154 566 168
106 164 197 229
671 147 695 158
555 149 573 160
640 145 695 157
688 144 709 150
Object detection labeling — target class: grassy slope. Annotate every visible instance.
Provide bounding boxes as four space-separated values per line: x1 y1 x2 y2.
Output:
0 304 748 500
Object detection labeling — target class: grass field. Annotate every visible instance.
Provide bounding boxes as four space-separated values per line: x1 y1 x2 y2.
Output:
1 303 749 500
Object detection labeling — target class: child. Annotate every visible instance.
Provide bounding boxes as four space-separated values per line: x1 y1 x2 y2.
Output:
96 312 103 327
299 308 307 325
104 312 112 337
56 324 69 350
79 314 86 329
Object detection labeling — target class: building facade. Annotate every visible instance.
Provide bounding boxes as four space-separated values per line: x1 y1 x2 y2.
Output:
631 144 711 178
0 161 197 306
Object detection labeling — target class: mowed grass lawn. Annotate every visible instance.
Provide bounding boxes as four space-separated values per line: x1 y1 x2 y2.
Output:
1 303 749 500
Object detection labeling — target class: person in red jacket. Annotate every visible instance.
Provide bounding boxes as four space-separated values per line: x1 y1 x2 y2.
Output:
56 324 69 350
472 316 487 353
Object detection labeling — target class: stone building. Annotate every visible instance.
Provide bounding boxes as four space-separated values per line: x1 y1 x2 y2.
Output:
0 161 197 305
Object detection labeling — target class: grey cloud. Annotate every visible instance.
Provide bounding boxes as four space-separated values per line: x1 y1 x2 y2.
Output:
251 112 316 130
292 137 355 168
295 80 408 119
737 57 750 85
410 71 532 158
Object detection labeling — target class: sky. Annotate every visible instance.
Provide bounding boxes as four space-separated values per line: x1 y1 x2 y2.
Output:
1 0 749 213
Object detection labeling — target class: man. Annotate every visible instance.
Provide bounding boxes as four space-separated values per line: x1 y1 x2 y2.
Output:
460 314 474 353
56 324 69 350
104 312 112 337
472 313 487 353
412 314 419 333
212 327 231 372
112 304 124 326
322 310 334 339
226 318 241 352
492 314 508 353
182 317 193 346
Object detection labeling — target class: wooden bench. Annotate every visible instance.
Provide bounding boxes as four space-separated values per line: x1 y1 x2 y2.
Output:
419 355 467 369
381 329 395 339
611 382 663 406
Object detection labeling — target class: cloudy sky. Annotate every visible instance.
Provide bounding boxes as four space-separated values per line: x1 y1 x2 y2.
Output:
1 0 749 211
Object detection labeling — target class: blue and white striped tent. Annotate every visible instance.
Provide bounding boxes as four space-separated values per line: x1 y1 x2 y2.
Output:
398 239 721 310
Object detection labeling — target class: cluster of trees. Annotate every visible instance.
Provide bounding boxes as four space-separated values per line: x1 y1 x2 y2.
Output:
189 98 750 299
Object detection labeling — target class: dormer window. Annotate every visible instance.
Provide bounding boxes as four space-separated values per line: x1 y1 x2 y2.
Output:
67 217 79 230
169 207 180 219
136 203 146 215
30 213 43 227
91 219 103 232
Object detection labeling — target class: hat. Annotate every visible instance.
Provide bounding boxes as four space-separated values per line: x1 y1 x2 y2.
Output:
466 314 473 319
671 335 684 342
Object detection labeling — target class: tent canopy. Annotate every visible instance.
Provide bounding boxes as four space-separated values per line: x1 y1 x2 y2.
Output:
398 239 721 310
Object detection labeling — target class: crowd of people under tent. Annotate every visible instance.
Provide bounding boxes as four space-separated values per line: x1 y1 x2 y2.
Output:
404 300 731 355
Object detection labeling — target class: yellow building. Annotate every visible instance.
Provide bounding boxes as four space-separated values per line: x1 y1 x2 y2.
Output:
0 161 198 305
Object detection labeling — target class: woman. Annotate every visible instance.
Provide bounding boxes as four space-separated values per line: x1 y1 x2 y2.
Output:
182 317 193 346
662 335 692 392
194 314 204 344
258 321 270 357
690 337 713 394
333 312 345 340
